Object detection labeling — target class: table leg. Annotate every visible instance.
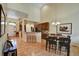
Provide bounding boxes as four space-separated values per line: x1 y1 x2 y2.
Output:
46 40 48 51
67 45 70 56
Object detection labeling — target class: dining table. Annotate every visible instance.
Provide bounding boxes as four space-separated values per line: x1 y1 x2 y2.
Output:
45 34 70 56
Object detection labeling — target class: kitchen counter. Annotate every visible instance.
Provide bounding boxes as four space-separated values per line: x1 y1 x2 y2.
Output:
25 32 41 43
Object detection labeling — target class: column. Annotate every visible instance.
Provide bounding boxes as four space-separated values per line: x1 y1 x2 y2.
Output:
22 19 26 42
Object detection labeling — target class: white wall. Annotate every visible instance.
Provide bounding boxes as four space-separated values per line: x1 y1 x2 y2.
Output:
40 3 79 44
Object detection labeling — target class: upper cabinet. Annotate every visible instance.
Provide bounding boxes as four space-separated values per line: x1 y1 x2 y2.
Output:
41 22 49 30
35 22 49 32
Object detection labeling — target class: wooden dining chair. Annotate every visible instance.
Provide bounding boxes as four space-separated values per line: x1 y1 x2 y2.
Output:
48 37 57 53
58 36 71 56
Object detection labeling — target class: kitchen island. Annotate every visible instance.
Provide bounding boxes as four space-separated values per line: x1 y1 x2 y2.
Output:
21 32 41 43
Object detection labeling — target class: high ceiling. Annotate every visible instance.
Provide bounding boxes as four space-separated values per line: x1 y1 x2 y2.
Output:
7 3 45 22
7 3 44 13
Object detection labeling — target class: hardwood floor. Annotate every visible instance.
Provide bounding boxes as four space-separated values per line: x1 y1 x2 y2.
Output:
70 45 79 56
13 37 79 56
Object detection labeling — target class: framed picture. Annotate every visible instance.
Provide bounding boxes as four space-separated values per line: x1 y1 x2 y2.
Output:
57 23 72 34
0 4 6 37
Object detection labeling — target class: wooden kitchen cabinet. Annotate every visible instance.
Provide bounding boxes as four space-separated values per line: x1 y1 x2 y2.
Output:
35 22 49 39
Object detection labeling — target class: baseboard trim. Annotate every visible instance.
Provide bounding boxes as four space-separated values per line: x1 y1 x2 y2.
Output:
71 42 79 47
